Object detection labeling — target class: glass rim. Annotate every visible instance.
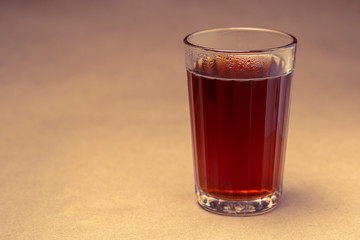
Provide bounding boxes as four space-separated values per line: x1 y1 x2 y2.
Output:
183 27 297 53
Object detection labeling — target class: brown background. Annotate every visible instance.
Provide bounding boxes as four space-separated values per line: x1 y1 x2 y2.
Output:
1 0 359 239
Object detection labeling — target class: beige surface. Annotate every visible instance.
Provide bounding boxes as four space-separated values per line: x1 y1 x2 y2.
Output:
1 0 360 239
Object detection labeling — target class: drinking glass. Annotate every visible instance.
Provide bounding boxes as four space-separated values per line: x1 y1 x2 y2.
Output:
184 28 297 216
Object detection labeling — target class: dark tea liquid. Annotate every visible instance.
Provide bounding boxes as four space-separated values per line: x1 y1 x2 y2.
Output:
187 55 292 200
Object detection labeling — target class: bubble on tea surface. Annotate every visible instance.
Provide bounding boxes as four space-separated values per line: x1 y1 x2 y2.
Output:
196 54 285 79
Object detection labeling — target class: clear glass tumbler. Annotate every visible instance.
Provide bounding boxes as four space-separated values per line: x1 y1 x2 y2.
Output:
184 28 297 216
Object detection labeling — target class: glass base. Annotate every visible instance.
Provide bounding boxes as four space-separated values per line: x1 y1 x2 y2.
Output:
196 186 281 216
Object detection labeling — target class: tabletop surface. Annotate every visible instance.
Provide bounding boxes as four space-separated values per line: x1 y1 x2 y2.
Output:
1 0 360 239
